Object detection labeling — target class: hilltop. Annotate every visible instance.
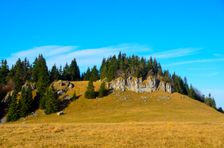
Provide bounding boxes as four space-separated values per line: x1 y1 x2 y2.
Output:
18 81 224 123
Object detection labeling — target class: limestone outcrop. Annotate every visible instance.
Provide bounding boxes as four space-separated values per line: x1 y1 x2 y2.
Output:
106 76 173 93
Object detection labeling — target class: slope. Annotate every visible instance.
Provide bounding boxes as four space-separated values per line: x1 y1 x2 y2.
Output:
18 81 224 123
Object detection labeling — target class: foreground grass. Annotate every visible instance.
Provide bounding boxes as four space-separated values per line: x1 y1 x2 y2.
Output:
0 122 224 147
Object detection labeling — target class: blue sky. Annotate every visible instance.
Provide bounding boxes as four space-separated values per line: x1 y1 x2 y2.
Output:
0 0 224 108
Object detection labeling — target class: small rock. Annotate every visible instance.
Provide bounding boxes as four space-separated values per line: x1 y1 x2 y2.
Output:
68 83 74 89
57 90 64 95
57 111 64 116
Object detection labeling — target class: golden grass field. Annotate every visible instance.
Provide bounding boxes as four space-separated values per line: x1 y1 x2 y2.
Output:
0 81 224 147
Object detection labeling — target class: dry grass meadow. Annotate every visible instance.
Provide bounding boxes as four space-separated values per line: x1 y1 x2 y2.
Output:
0 81 224 147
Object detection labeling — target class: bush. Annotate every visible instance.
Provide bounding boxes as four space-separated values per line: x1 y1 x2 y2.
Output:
85 80 96 99
98 82 106 98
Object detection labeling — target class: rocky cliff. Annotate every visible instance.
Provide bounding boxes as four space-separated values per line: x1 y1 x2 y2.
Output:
106 76 173 93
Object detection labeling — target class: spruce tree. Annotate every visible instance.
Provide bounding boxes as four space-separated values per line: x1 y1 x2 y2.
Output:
50 64 60 82
100 58 107 80
32 55 49 97
7 92 20 121
98 82 106 98
11 59 25 92
19 86 33 117
62 63 70 80
90 66 99 81
44 87 59 114
69 58 80 81
85 80 96 99
204 94 216 109
83 67 91 80
0 60 9 84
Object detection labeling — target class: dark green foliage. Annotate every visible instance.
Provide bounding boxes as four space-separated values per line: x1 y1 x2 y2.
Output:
188 85 197 99
8 58 32 92
83 66 100 81
39 94 46 109
83 67 91 80
172 73 188 95
62 63 70 80
98 82 106 98
85 80 96 99
100 58 107 80
50 64 60 82
44 87 59 114
163 70 171 83
19 86 33 117
217 107 223 113
62 59 80 81
0 60 9 105
90 66 99 81
0 60 9 84
100 53 162 81
69 59 80 81
7 92 20 121
32 55 49 97
204 94 216 109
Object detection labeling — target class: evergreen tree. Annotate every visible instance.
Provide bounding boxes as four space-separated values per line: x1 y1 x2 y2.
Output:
0 60 9 102
62 63 70 80
83 67 91 80
10 59 27 92
32 55 49 97
85 80 96 99
172 73 187 95
50 64 60 82
98 82 106 98
69 58 80 81
22 58 32 82
163 70 171 82
19 86 33 117
100 58 107 80
7 92 20 121
90 66 99 81
217 107 223 113
188 85 197 99
204 93 216 109
44 87 59 114
0 60 9 84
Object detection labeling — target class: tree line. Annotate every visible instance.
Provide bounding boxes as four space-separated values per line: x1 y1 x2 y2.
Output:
0 53 223 121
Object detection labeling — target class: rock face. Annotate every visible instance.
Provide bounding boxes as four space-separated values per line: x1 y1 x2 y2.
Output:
107 77 125 92
107 76 173 93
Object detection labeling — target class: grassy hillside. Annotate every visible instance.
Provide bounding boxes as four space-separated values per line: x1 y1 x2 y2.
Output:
1 81 224 147
17 81 224 123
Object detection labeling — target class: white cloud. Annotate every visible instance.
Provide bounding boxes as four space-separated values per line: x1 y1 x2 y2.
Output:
6 45 206 72
167 58 224 66
150 48 201 59
7 44 150 72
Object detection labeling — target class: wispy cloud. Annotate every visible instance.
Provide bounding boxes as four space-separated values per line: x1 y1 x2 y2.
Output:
7 44 150 72
167 58 224 66
150 48 201 59
6 45 209 72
